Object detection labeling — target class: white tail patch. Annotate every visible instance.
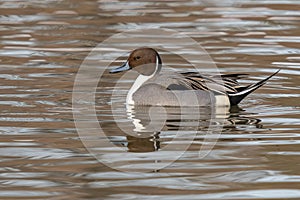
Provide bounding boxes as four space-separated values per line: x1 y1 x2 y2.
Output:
215 95 230 107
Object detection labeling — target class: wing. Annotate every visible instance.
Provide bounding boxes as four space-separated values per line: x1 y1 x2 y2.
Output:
167 72 249 95
166 70 280 105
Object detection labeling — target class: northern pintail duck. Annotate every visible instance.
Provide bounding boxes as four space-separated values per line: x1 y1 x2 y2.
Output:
110 48 279 107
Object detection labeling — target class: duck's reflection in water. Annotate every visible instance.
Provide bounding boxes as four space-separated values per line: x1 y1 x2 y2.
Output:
120 104 263 153
226 106 262 128
127 133 160 152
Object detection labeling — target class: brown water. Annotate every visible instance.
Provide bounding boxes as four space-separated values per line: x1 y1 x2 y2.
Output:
1 0 300 199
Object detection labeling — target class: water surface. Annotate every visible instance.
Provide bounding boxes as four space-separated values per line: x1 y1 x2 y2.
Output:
0 0 300 199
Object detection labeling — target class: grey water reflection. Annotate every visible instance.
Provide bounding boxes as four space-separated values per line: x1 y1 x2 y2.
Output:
117 105 263 154
0 0 300 199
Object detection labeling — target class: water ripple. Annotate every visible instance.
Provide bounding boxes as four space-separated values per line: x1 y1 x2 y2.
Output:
0 0 299 199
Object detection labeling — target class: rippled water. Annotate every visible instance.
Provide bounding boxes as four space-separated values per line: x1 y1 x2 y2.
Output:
0 0 300 199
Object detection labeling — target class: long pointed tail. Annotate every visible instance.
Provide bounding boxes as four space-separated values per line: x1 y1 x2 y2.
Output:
228 69 280 105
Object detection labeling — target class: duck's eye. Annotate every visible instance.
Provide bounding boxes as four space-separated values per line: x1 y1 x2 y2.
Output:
134 56 141 61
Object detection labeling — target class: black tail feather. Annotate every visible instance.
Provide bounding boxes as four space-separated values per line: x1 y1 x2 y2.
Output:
228 69 280 105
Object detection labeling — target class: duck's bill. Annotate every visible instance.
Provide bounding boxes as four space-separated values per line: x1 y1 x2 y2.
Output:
109 62 131 73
